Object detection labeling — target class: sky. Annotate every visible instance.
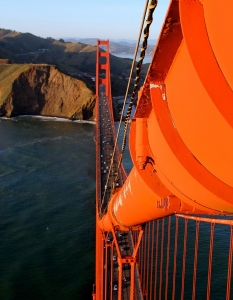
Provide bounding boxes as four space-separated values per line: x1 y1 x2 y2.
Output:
0 0 170 41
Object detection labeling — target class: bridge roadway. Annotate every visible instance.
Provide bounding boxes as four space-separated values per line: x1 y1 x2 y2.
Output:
98 93 134 299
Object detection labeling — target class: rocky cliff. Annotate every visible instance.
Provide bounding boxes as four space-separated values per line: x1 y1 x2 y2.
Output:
0 65 96 120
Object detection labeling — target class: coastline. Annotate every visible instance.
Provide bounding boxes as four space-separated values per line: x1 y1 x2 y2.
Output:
0 115 96 124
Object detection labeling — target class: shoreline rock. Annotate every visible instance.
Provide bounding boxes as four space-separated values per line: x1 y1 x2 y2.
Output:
0 65 96 121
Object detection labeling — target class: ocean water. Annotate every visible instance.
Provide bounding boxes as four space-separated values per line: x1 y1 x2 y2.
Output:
1 116 231 300
0 116 96 300
111 53 152 64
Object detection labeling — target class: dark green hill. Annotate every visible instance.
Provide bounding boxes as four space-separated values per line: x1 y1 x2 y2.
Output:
0 29 149 96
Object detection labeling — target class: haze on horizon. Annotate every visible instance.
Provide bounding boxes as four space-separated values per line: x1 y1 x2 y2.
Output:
1 0 170 41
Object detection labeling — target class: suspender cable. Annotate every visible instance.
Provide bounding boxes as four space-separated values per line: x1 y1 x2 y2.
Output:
119 0 157 156
112 0 158 195
100 0 150 213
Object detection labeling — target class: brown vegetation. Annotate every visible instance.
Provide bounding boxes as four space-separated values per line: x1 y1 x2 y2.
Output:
0 64 95 120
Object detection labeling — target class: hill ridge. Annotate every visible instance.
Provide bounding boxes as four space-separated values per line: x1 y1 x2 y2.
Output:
0 28 150 96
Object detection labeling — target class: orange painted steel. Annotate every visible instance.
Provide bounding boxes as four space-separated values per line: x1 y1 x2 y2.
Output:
226 226 233 300
95 41 101 300
172 217 179 300
135 216 233 299
206 223 214 300
149 222 154 300
180 218 188 300
192 221 200 300
165 217 171 300
98 0 233 235
95 1 233 299
95 40 113 300
97 40 114 123
155 220 159 297
159 218 164 300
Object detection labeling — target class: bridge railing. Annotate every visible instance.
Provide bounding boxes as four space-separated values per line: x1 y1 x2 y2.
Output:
132 215 233 300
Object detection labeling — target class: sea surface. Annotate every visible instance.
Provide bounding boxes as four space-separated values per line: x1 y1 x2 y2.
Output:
0 116 232 299
0 116 96 300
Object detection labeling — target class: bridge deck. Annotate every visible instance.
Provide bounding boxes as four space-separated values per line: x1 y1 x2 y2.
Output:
97 92 137 299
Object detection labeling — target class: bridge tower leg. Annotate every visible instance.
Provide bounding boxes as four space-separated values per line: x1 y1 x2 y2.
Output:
94 39 113 300
96 40 114 121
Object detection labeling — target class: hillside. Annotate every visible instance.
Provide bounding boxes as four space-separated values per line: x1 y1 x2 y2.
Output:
0 29 149 96
0 64 95 120
65 38 156 55
0 64 32 103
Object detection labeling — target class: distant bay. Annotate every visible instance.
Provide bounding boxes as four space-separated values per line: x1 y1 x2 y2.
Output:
111 53 152 64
